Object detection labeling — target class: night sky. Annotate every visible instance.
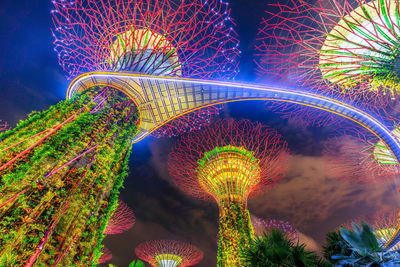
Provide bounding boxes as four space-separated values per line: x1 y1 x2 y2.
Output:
1 0 400 266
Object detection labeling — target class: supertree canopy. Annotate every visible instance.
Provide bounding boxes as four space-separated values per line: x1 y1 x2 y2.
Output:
255 0 400 104
372 209 400 250
0 120 8 132
0 0 239 265
135 240 203 267
324 128 400 183
99 246 113 264
104 200 135 235
251 215 299 242
169 119 289 266
52 0 239 138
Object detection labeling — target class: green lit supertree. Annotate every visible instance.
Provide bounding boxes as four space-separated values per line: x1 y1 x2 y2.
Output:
168 119 289 266
0 0 239 265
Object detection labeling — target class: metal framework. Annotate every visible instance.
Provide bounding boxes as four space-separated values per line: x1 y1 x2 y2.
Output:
104 200 135 235
135 240 203 267
255 0 400 105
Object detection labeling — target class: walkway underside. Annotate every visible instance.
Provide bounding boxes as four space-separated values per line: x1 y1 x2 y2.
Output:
68 71 400 249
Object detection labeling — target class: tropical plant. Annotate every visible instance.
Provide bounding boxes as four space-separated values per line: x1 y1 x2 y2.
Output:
332 223 400 266
245 228 327 266
323 230 352 265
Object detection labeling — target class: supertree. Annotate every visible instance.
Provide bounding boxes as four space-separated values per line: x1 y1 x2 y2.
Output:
104 200 135 235
135 240 203 267
324 129 400 183
372 209 400 250
251 215 299 242
99 247 113 264
52 0 239 138
0 120 8 132
0 0 239 265
255 0 400 105
168 119 289 266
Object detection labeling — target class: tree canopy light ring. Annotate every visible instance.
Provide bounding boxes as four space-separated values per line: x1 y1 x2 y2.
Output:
254 0 400 105
135 240 203 267
196 145 262 207
319 0 400 95
109 28 182 75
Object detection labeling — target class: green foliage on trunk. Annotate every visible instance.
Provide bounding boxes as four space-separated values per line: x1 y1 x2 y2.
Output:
0 88 138 266
217 202 254 266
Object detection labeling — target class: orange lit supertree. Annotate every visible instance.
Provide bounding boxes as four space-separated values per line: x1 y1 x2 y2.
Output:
135 240 203 267
99 247 113 264
251 215 299 242
168 119 289 266
53 0 239 138
0 1 239 266
104 200 135 235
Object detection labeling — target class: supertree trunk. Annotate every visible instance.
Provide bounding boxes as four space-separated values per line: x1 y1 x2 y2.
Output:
0 88 137 266
217 202 254 267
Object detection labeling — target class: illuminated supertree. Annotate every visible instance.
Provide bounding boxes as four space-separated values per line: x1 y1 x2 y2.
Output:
135 240 203 267
169 119 289 266
99 247 113 264
0 120 8 132
0 1 239 265
53 0 239 138
104 200 135 235
324 126 400 183
255 0 400 106
251 215 299 242
372 209 400 250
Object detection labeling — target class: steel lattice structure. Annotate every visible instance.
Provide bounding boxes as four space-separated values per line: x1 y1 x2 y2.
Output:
255 0 400 105
104 200 135 235
373 209 400 250
169 119 289 266
0 120 8 132
99 247 113 264
135 240 203 267
324 130 400 183
52 0 239 138
169 119 288 205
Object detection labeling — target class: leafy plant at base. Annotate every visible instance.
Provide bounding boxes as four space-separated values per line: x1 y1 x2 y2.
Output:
245 228 327 267
332 223 400 266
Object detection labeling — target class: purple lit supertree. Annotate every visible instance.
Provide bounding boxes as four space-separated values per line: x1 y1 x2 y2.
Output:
0 1 239 266
169 119 289 266
135 240 203 267
99 247 113 264
104 200 135 235
255 0 400 105
52 0 239 138
251 215 299 242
